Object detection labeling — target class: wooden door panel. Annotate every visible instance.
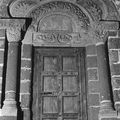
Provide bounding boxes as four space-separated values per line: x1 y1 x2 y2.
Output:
63 96 78 114
62 56 77 71
43 76 59 92
43 96 58 114
33 48 87 120
43 56 58 71
62 76 78 92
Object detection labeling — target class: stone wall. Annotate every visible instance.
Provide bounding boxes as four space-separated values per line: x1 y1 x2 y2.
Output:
86 45 100 120
20 44 32 120
108 30 120 113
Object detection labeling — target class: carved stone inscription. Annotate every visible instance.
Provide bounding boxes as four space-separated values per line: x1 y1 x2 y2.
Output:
33 32 81 45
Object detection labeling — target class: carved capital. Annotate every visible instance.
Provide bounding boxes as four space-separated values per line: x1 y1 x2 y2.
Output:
6 19 25 42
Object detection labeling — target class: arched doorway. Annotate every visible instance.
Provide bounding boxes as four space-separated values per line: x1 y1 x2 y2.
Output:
2 0 119 120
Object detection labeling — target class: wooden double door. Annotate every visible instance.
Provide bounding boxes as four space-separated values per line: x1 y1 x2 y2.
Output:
33 48 87 120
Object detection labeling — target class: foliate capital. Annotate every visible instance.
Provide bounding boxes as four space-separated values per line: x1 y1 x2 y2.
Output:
6 19 25 42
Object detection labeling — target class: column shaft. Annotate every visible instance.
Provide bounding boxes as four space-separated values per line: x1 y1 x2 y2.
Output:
2 42 19 117
5 42 19 100
96 43 113 110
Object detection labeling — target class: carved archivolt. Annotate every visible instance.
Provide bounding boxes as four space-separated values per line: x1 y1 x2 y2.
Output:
9 0 120 46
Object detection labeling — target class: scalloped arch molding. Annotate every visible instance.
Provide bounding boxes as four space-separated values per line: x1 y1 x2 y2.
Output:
9 0 119 20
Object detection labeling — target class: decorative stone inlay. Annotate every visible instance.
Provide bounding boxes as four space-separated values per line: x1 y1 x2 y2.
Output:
33 32 80 45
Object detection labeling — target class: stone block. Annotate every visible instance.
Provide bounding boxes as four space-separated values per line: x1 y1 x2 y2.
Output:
115 103 120 112
86 45 97 55
20 82 30 93
88 81 100 93
108 38 120 49
112 77 120 89
21 94 30 108
0 51 4 63
21 60 31 68
88 107 100 120
109 50 119 63
100 118 117 120
0 67 3 77
113 90 120 102
20 69 31 80
0 29 5 37
22 44 32 58
108 31 118 37
87 68 98 80
88 94 100 106
87 56 97 68
22 109 30 120
0 116 17 120
111 64 120 76
0 39 5 49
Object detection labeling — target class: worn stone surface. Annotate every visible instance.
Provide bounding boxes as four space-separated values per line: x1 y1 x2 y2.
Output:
22 109 30 120
108 38 120 49
0 116 17 120
21 94 30 108
21 60 31 68
111 64 120 76
109 50 119 63
20 82 30 93
88 94 100 106
88 107 100 120
22 44 32 58
87 56 97 68
112 77 120 89
113 90 120 102
20 69 31 80
88 69 98 81
86 45 97 55
88 81 100 93
0 29 5 37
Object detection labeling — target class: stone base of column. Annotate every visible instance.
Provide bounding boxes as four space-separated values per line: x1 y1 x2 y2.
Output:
1 100 17 117
99 101 117 119
117 112 120 118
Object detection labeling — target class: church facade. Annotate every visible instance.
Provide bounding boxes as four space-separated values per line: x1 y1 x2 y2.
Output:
0 0 120 120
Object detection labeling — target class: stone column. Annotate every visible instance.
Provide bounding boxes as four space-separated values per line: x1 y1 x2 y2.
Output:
1 19 25 118
96 42 117 118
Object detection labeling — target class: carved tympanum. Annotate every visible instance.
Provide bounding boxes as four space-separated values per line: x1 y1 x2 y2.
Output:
29 1 90 31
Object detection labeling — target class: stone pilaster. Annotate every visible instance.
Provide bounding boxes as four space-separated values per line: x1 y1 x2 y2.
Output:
96 42 117 119
1 19 25 119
